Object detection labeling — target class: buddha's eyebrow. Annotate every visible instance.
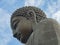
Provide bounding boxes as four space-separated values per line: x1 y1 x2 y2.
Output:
12 17 18 23
12 16 22 24
12 17 20 29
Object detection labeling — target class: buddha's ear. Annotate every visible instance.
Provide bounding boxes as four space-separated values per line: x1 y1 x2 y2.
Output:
27 10 37 24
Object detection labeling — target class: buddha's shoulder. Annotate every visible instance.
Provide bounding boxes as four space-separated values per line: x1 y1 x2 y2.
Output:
39 18 58 24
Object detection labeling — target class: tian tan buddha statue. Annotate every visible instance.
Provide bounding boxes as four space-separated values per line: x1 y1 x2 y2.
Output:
10 6 60 45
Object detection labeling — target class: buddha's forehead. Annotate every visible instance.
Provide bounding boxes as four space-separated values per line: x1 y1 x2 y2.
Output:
12 16 27 21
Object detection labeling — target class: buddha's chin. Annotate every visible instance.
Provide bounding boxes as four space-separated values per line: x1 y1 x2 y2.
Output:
20 36 28 43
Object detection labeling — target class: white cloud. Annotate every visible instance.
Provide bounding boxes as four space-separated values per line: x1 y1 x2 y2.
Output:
47 3 56 14
44 0 60 24
35 0 44 7
52 11 60 23
24 0 35 6
46 0 60 17
45 1 57 17
0 8 12 45
24 0 44 7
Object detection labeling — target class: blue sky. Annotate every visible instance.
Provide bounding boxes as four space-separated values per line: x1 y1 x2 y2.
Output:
0 0 60 45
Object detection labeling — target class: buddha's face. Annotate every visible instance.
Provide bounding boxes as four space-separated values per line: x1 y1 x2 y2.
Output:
11 16 33 43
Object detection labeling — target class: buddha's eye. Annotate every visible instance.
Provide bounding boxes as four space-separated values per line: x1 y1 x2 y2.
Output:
12 19 19 30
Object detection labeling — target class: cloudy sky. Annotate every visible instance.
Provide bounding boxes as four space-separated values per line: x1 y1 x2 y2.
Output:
0 0 60 45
